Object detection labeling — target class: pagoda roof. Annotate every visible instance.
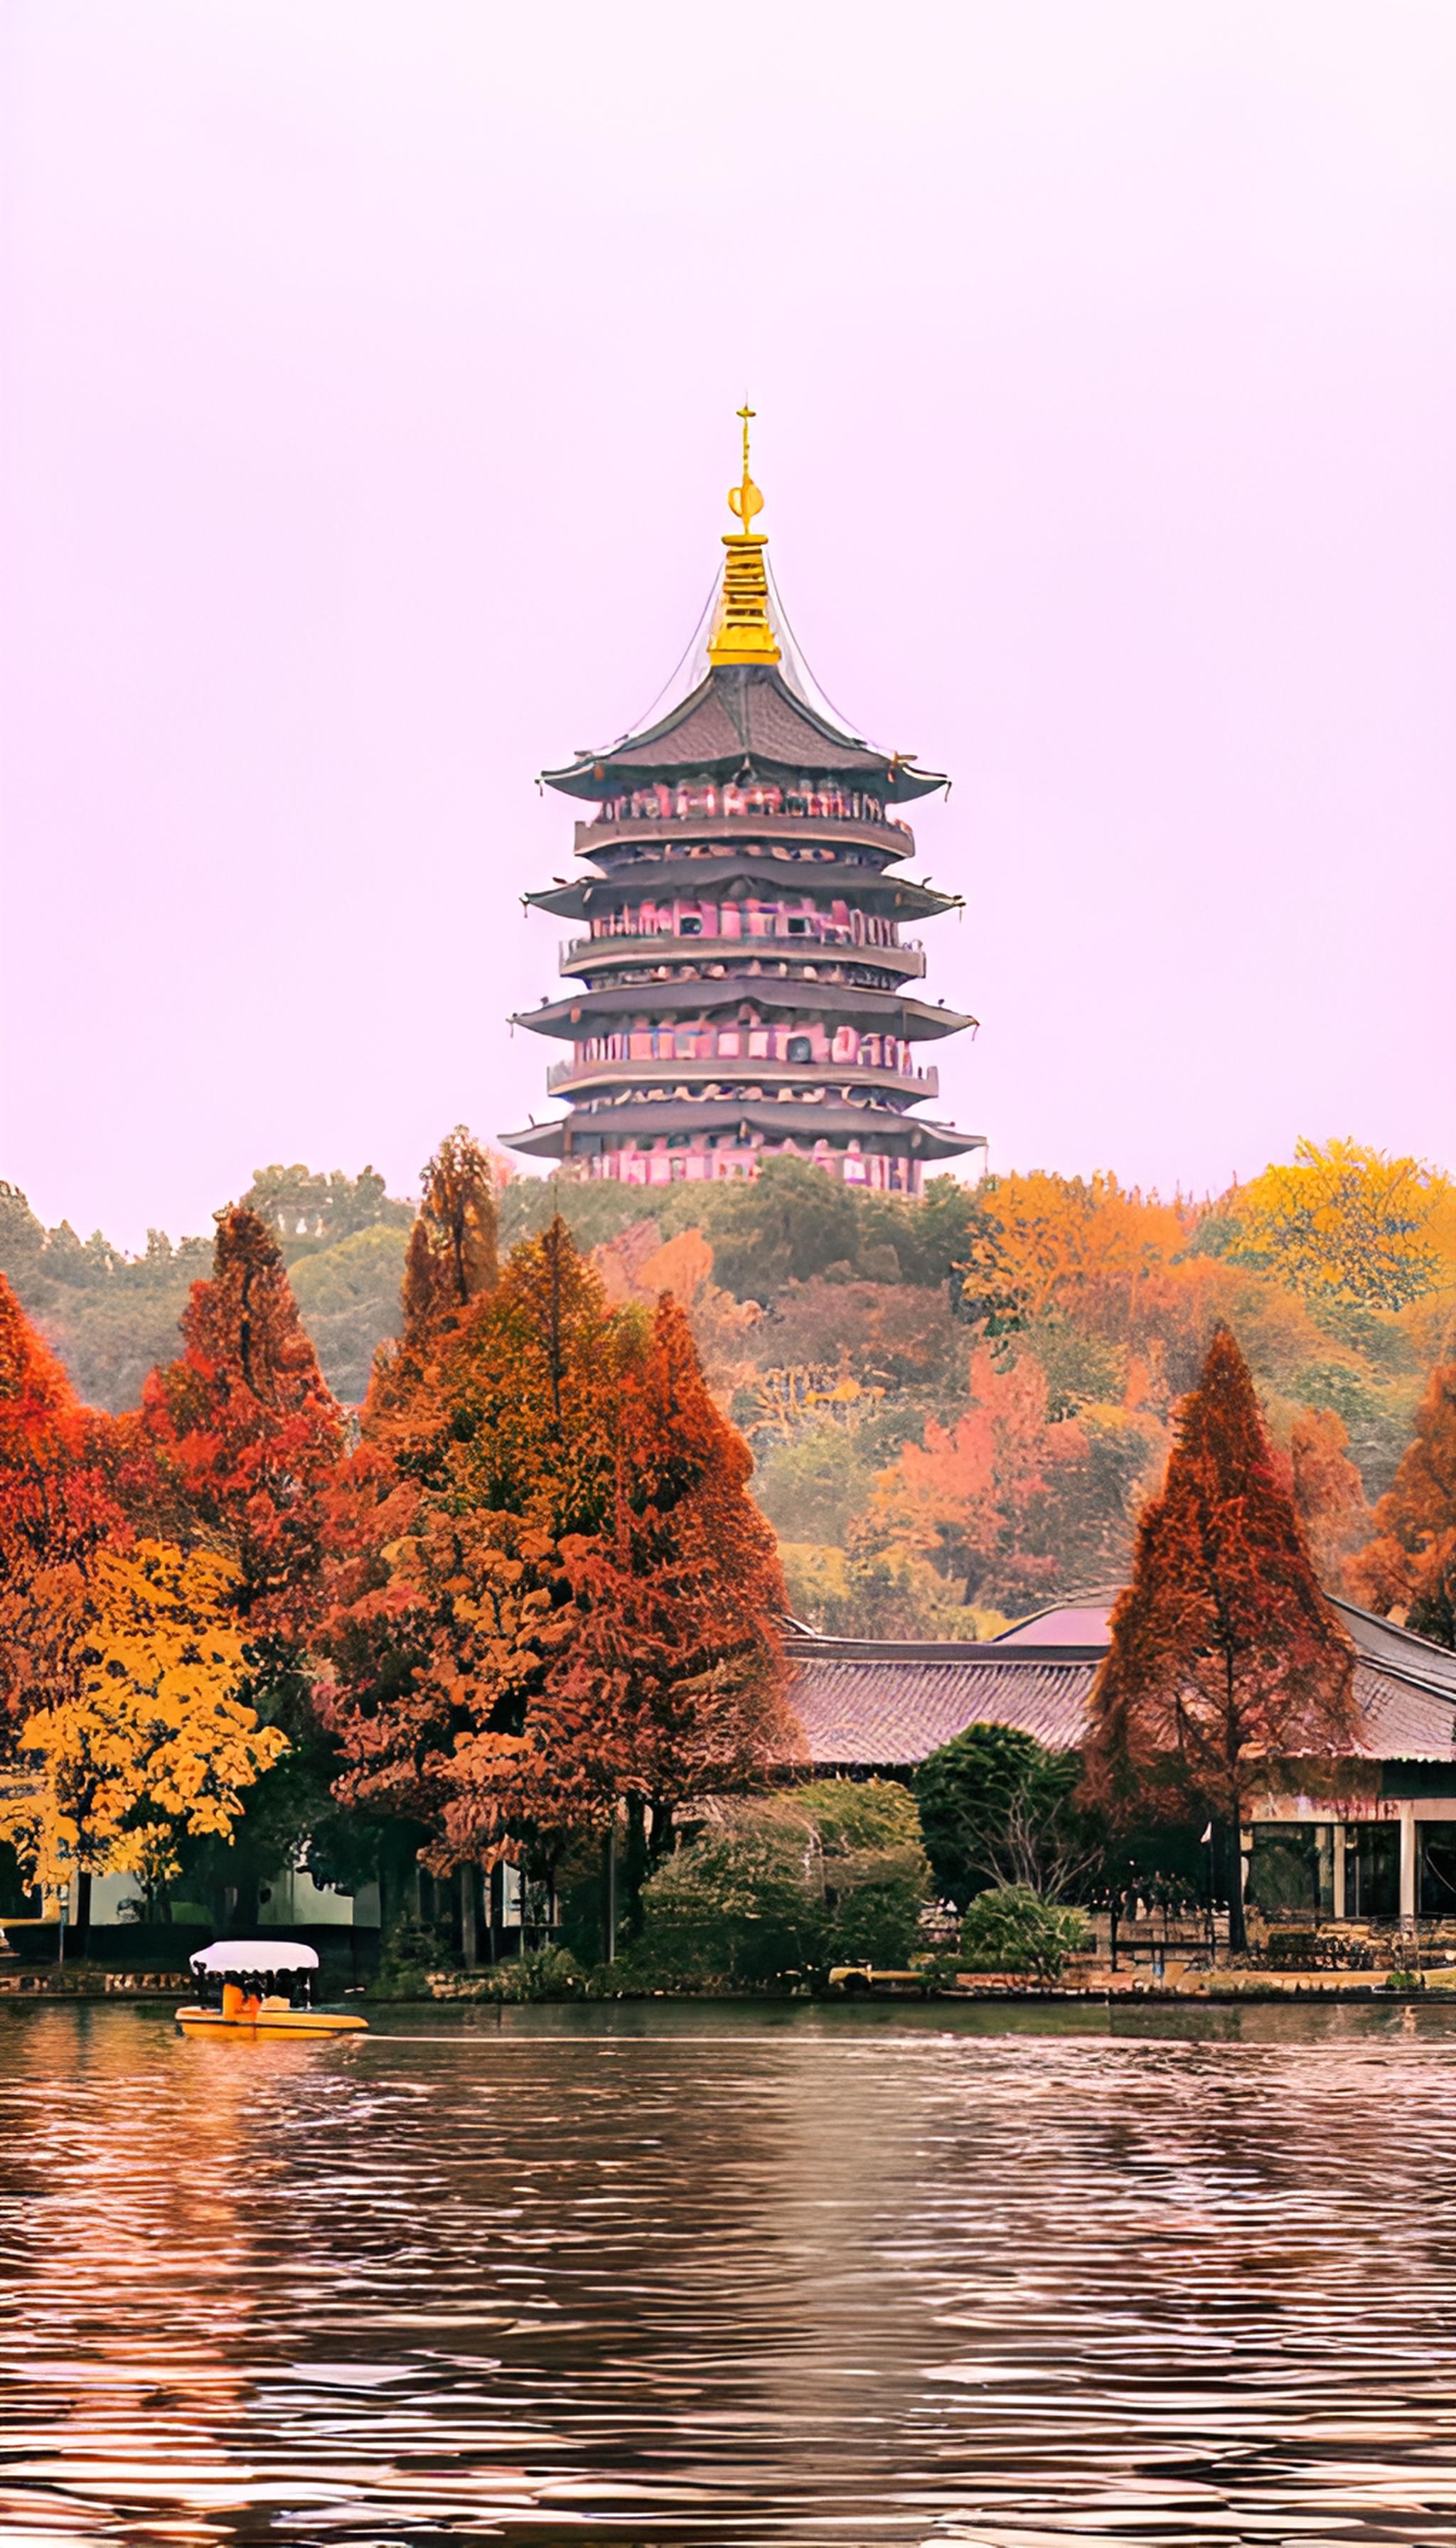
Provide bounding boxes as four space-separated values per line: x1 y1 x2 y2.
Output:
525 858 960 922
502 1098 985 1163
512 978 975 1043
542 665 948 804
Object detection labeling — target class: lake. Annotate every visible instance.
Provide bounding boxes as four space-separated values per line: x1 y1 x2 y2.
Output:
4 1998 1456 2544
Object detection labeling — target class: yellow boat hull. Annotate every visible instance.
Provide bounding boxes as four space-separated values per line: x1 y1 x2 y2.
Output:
175 2006 369 2039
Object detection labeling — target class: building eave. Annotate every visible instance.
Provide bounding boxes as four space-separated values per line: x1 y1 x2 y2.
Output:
500 1102 985 1162
511 979 977 1042
541 664 948 804
524 862 962 923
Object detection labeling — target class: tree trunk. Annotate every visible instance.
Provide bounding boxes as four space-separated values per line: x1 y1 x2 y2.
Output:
1219 1822 1247 1954
75 1870 92 1959
622 1795 648 1941
487 1861 503 1964
459 1863 478 1969
601 1823 617 1966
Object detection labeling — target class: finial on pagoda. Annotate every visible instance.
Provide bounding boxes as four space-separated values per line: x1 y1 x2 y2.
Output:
709 401 781 668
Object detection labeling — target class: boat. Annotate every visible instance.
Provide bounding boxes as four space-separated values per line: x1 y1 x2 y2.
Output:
175 1940 369 2039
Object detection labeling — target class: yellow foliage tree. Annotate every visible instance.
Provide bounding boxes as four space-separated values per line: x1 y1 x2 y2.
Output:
1234 1138 1456 1312
0 1540 287 1893
965 1171 1197 1324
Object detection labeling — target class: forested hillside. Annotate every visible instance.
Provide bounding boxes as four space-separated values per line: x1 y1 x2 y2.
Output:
4 1137 1452 1639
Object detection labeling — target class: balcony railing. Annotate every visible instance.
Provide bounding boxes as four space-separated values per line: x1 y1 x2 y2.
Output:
547 1055 941 1101
561 926 925 970
571 811 914 860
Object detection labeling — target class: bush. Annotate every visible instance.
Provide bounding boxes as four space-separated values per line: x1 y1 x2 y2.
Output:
832 1877 925 1966
473 1946 587 2002
630 1782 935 1988
374 1914 454 1996
636 1812 830 1988
958 1885 1089 1983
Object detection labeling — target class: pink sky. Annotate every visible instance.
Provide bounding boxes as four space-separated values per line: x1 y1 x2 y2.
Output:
3 1 1454 1251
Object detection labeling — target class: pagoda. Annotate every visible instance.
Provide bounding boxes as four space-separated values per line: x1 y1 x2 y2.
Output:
502 416 983 1197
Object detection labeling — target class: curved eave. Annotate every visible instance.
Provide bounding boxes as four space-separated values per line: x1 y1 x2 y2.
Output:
502 1101 985 1161
523 861 961 922
545 751 949 808
542 665 948 805
511 980 976 1042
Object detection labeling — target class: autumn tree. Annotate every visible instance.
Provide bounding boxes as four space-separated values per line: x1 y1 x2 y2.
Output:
1234 1138 1455 1312
0 1540 284 1908
131 1207 345 1629
318 1220 623 1906
0 1274 115 1727
858 1345 1157 1612
1082 1324 1357 1948
122 1207 346 1920
321 1223 798 1942
1288 1406 1370 1592
1347 1345 1456 1646
535 1292 798 1924
400 1126 499 1336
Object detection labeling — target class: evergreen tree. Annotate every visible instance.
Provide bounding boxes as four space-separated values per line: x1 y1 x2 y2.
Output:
124 1209 346 1922
131 1208 344 1631
1082 1324 1356 1948
542 1292 798 1922
1347 1344 1456 1646
0 1273 117 1726
321 1227 797 1932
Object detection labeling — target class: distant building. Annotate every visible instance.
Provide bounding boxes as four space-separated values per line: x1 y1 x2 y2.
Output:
785 1597 1456 1924
503 414 983 1197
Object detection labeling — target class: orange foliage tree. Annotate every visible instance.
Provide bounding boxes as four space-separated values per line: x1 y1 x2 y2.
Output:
116 1207 346 1920
0 1274 116 1728
319 1221 795 1930
129 1208 345 1636
1287 1406 1370 1594
861 1344 1155 1612
1082 1325 1356 1947
1347 1346 1456 1646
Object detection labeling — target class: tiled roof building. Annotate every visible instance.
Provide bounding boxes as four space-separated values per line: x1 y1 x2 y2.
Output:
502 415 983 1197
784 1597 1456 1923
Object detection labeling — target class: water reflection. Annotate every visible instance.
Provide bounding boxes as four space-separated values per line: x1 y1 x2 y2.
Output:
4 2001 1456 2541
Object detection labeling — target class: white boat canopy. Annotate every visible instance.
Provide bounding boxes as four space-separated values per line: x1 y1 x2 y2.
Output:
190 1940 319 1974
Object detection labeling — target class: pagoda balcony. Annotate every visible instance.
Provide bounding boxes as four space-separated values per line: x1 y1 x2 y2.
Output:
545 1054 941 1103
559 929 928 981
573 810 913 862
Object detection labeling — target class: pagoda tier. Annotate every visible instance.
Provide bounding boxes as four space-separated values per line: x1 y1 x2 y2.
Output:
501 426 983 1198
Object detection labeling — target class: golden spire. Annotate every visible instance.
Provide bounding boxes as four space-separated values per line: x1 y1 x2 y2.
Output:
708 402 781 667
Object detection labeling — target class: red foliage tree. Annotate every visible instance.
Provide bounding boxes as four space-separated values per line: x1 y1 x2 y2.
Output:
317 1219 617 1878
486 1292 798 1916
1082 1324 1356 1947
1347 1344 1456 1646
1288 1406 1369 1593
0 1273 117 1723
114 1208 346 1921
320 1226 799 1934
129 1208 344 1635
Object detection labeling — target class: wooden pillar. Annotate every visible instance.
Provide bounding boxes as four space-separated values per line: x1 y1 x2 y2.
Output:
1332 1823 1347 1922
1399 1804 1418 1930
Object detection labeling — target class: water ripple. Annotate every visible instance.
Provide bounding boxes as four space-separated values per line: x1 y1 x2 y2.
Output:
3 2002 1456 2543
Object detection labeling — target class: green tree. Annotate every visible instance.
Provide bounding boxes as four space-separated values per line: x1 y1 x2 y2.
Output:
915 1723 1101 1907
958 1884 1089 1981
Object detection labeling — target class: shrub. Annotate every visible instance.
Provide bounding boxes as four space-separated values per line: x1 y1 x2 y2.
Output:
958 1885 1090 1983
636 1811 830 1987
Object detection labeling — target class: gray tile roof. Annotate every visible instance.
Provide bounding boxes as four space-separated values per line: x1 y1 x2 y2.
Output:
784 1598 1456 1770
